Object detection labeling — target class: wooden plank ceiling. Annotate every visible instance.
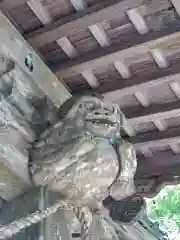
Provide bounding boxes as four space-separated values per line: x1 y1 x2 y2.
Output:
1 0 180 188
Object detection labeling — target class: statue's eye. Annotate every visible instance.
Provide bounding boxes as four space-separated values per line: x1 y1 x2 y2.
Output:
84 101 95 110
94 112 100 115
105 112 110 116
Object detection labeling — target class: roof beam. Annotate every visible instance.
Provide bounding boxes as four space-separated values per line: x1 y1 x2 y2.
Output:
26 0 142 47
127 7 148 35
169 143 180 154
125 100 180 125
170 82 180 99
81 70 99 88
172 0 180 17
69 0 87 11
136 150 180 178
103 58 180 100
122 116 136 137
89 24 110 48
26 0 171 48
27 0 79 61
54 25 180 80
134 92 149 107
27 0 52 25
139 147 153 158
129 126 180 149
0 10 71 107
127 98 180 154
57 37 78 59
151 48 169 69
71 55 180 99
0 0 27 9
0 0 171 12
153 119 167 131
114 61 132 79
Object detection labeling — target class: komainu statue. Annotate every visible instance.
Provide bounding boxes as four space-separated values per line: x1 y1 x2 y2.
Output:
29 95 138 239
30 96 137 205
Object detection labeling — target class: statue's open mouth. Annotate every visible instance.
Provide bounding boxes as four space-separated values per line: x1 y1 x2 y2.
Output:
85 118 116 126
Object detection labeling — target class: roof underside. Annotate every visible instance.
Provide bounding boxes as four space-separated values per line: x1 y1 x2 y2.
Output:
1 0 180 196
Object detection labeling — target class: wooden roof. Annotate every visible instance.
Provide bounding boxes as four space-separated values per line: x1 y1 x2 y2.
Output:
1 0 180 196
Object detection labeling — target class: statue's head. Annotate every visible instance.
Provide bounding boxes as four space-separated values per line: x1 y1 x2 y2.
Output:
75 96 123 139
58 94 124 139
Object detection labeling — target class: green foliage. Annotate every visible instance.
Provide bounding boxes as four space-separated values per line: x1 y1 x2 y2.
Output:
147 185 180 228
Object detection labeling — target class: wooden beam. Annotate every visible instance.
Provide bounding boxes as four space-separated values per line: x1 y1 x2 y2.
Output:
54 23 180 80
27 0 79 61
122 116 135 137
72 55 180 100
27 0 52 25
0 10 71 107
139 146 153 158
89 24 110 48
114 61 132 79
170 82 180 99
172 0 180 17
125 101 180 125
151 48 169 69
26 0 143 48
103 58 180 100
0 0 171 12
81 70 99 88
127 99 180 155
134 92 149 107
26 0 172 49
133 93 170 140
136 150 180 178
69 0 87 11
56 37 78 59
153 119 167 131
169 143 180 154
127 7 148 35
129 126 180 149
0 0 27 9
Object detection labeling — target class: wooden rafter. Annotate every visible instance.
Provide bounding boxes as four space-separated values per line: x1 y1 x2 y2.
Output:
136 150 180 178
104 63 180 100
26 0 143 47
25 0 172 48
53 26 180 81
125 101 180 125
129 126 180 149
71 56 180 100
